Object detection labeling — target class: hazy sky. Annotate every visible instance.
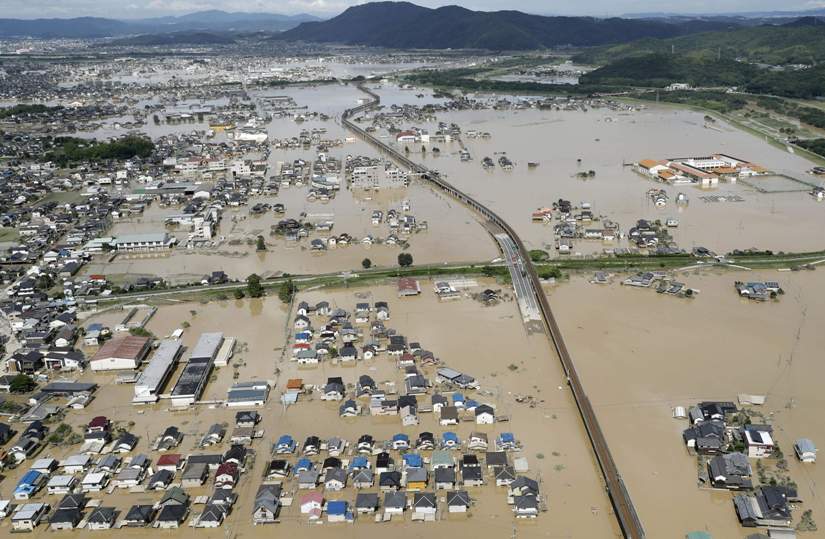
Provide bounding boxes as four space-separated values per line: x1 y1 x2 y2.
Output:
3 0 822 18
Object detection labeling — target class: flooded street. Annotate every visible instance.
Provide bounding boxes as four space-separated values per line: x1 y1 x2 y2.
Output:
551 269 825 538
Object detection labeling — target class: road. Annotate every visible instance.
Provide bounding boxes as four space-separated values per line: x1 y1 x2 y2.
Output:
494 233 541 324
343 82 646 539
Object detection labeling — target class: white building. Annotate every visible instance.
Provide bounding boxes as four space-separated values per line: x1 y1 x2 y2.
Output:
112 233 176 252
133 340 183 403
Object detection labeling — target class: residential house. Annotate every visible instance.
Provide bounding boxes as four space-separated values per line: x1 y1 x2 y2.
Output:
383 491 406 515
14 470 46 500
215 462 239 489
435 467 456 490
297 469 320 489
514 495 539 518
795 438 817 463
734 486 794 528
87 506 116 530
708 452 752 490
155 504 188 529
252 484 281 524
181 462 209 488
12 503 50 531
80 471 109 492
300 492 324 520
355 492 379 514
379 471 402 491
122 505 155 527
326 500 350 523
352 468 374 489
744 425 775 458
412 492 437 520
324 468 348 491
447 490 471 513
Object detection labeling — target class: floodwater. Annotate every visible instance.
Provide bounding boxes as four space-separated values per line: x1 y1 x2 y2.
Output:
551 269 825 538
76 84 496 284
9 282 619 537
82 181 496 284
376 88 825 256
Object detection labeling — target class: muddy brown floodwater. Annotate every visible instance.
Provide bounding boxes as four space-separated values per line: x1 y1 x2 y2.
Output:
551 269 825 538
377 86 825 256
6 282 620 538
82 180 497 285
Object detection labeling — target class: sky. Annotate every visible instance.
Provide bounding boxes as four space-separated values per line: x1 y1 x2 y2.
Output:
2 0 823 19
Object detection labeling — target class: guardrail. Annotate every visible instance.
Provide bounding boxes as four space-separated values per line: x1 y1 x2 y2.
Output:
343 83 645 538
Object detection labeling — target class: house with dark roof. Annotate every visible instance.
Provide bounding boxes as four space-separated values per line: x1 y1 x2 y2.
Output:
123 505 156 527
49 507 83 531
196 504 228 528
514 495 539 518
252 484 281 524
734 486 794 528
156 504 188 529
708 452 752 490
383 491 406 515
355 492 379 514
87 507 116 530
447 490 471 513
683 420 726 455
379 470 402 491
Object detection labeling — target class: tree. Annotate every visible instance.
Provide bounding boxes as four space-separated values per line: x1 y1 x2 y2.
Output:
9 374 36 393
256 235 266 251
529 249 549 263
398 252 413 267
538 267 562 280
233 289 245 300
35 273 54 290
361 258 372 269
129 327 155 338
247 274 263 298
278 279 296 304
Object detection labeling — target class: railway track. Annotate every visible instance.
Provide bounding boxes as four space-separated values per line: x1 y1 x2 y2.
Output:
342 83 645 539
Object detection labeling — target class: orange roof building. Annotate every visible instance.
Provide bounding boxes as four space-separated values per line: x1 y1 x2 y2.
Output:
90 335 151 371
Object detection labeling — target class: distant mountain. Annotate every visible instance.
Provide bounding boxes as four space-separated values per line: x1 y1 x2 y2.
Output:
783 16 825 27
625 7 825 19
171 10 318 24
0 10 321 38
580 52 825 99
143 10 320 32
574 23 825 66
108 31 236 47
274 1 736 51
0 17 131 38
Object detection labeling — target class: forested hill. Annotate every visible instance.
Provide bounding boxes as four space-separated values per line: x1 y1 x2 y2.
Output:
275 1 735 50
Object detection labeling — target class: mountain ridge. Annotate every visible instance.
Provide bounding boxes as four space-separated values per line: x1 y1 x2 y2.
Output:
274 1 738 51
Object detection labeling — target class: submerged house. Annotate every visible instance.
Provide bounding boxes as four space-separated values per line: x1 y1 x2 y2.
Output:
683 420 726 455
734 486 795 528
708 452 752 490
252 484 282 524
